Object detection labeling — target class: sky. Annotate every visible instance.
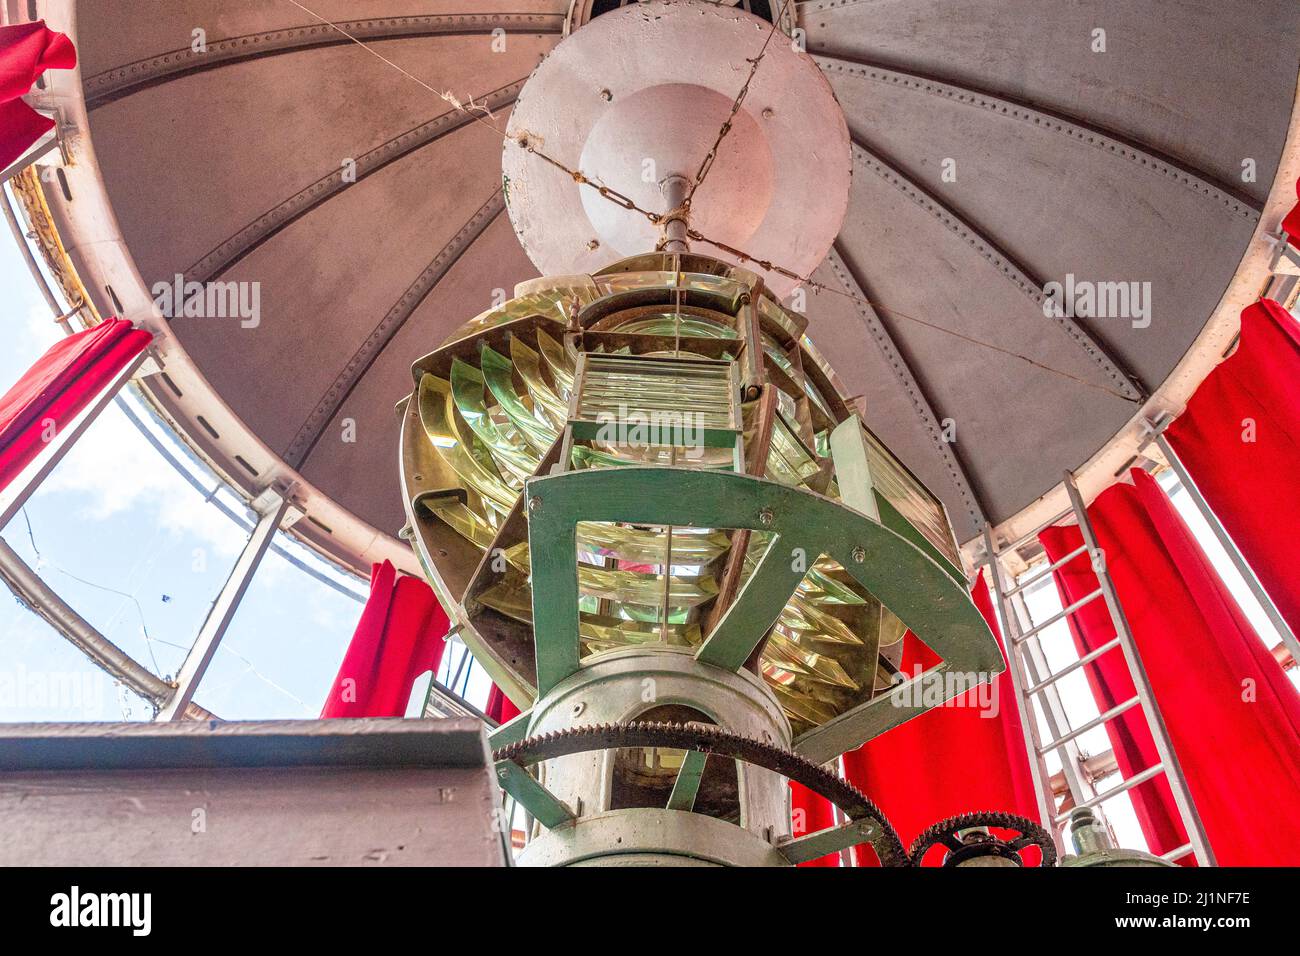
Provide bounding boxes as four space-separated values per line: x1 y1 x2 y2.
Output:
0 198 494 722
0 192 364 721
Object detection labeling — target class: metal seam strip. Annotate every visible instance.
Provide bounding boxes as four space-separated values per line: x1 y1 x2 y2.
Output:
815 53 1261 223
84 14 564 108
181 78 524 284
826 245 987 527
849 137 1143 399
284 191 506 467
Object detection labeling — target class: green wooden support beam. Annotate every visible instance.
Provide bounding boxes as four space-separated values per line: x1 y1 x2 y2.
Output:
494 760 575 830
525 492 582 697
875 494 963 585
487 709 532 751
695 534 808 670
665 749 708 812
776 817 880 865
828 417 880 520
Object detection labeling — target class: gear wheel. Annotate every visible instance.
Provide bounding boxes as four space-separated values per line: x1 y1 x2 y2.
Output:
909 810 1058 867
494 720 912 866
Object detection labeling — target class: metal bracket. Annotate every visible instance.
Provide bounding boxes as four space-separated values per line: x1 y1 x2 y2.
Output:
776 817 880 865
493 760 575 830
665 749 708 812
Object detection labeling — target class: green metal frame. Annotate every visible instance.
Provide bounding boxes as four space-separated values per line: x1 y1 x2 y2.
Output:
488 710 532 750
829 417 963 582
665 750 708 812
776 817 881 865
523 466 1003 762
494 760 574 829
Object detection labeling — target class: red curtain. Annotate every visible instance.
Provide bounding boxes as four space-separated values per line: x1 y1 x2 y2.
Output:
1040 468 1300 865
0 21 76 170
790 781 839 867
485 684 521 724
1165 298 1300 636
321 560 450 718
1283 178 1300 247
0 317 151 493
842 569 1040 865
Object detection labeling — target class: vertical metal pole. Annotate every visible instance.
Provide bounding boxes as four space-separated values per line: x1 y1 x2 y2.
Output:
0 352 147 530
1155 433 1300 663
157 491 288 721
3 180 65 317
1063 471 1217 866
981 526 1063 846
658 175 690 254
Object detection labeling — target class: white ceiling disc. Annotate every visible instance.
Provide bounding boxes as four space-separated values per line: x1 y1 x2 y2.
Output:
502 0 852 298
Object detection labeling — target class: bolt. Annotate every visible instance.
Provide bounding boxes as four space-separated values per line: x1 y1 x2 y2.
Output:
758 507 774 526
528 496 542 513
762 107 775 119
587 238 600 251
599 88 613 101
852 546 866 563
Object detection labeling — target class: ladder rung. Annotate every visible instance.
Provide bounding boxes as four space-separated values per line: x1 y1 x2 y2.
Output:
1054 761 1167 822
1038 695 1141 755
1160 842 1194 862
1015 588 1105 643
1026 636 1123 695
1006 544 1089 597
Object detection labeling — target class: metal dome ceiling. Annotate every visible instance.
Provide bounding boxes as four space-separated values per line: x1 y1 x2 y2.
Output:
36 0 1300 575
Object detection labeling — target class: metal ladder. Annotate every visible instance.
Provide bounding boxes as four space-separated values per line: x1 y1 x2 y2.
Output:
981 471 1215 866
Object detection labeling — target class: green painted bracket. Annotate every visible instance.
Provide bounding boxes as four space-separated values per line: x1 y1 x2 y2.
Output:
875 494 964 585
523 467 1002 759
697 534 807 669
487 709 533 751
665 750 708 812
830 417 962 584
494 760 575 830
776 817 880 865
828 417 880 520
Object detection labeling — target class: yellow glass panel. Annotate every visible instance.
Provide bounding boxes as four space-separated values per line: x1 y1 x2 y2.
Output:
417 374 516 513
511 335 568 428
430 500 498 551
480 341 558 455
449 357 540 485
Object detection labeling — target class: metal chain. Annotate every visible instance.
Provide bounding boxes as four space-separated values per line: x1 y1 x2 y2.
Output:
284 0 667 229
284 0 1135 404
685 227 1141 402
518 141 667 225
683 0 794 212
